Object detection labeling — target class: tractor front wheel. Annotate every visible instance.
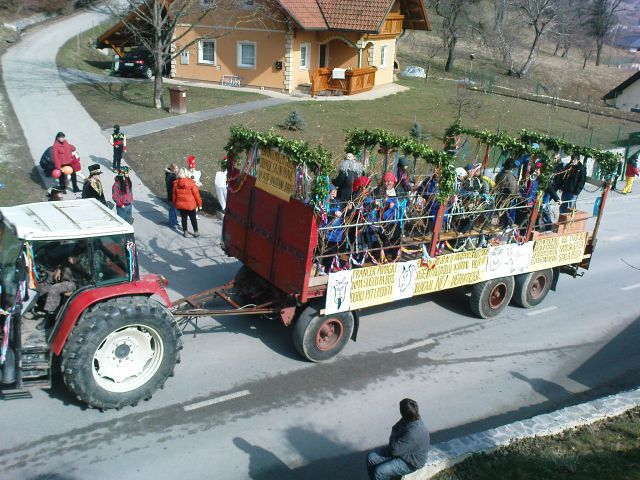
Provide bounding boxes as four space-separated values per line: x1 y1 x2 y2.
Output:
61 297 182 410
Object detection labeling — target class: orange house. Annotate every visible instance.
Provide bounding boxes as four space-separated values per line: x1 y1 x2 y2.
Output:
174 0 430 94
99 0 430 95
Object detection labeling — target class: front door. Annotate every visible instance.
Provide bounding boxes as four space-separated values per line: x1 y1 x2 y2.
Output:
319 44 328 68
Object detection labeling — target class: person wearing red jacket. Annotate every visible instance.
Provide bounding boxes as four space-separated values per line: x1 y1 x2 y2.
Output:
173 167 202 237
622 153 639 194
51 132 80 193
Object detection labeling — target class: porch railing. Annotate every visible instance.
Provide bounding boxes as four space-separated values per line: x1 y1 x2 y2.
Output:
310 66 378 97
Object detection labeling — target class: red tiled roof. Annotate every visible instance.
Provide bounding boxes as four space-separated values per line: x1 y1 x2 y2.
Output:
277 0 327 31
318 0 392 32
277 0 429 33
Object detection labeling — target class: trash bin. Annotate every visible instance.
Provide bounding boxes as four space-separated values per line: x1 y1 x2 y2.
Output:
168 86 188 114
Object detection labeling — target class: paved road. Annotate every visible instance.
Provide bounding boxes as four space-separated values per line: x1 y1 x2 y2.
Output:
2 7 640 480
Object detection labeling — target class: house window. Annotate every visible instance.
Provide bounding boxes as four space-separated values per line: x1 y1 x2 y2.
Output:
380 44 388 68
300 43 310 70
180 50 189 65
237 41 256 68
198 40 215 64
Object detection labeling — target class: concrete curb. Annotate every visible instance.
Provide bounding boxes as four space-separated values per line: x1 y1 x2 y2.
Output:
404 387 640 479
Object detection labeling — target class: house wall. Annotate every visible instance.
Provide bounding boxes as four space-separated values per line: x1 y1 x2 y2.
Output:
362 39 396 86
615 81 640 112
174 26 287 90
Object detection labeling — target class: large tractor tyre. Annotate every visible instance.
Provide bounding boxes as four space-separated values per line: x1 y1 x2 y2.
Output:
470 276 514 319
61 297 182 410
293 306 354 362
513 269 553 308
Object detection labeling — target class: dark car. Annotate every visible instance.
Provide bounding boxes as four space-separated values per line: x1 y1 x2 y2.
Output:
117 50 154 79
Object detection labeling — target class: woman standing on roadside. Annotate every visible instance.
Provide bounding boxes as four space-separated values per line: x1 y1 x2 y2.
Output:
112 166 134 224
173 167 202 237
52 131 81 193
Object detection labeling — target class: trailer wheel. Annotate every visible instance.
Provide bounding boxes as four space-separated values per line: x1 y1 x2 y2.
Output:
470 276 514 319
293 306 353 362
513 269 553 308
61 297 182 410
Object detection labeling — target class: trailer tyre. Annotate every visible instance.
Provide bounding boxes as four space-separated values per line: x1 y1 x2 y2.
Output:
61 297 182 410
470 276 514 319
513 269 553 308
293 306 353 362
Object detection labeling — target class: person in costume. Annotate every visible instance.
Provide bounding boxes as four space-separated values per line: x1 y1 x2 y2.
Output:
81 164 106 205
110 124 127 171
112 166 134 224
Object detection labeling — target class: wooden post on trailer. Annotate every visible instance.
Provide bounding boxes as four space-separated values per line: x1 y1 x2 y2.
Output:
481 145 490 171
524 193 541 241
429 204 446 257
590 182 611 250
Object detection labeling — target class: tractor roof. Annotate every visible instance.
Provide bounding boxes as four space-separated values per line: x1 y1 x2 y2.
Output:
0 199 134 241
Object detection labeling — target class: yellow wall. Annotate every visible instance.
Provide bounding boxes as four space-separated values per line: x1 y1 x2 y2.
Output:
174 26 287 90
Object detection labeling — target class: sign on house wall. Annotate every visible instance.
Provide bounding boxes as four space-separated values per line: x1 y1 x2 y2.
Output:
324 232 588 314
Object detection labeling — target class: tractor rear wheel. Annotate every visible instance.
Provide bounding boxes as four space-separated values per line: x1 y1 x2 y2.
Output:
293 305 353 362
61 297 182 410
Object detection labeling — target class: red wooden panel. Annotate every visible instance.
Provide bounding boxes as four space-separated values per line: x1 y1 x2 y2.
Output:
223 174 318 298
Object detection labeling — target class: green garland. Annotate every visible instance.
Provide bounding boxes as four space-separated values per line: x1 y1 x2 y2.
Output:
224 126 335 202
344 128 456 201
452 123 622 185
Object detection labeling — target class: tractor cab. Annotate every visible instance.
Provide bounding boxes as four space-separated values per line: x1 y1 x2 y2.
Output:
0 199 135 390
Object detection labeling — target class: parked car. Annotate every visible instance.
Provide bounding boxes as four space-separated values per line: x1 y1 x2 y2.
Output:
117 50 154 79
399 65 426 79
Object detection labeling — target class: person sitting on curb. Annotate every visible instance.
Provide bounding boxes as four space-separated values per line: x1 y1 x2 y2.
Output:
366 398 430 480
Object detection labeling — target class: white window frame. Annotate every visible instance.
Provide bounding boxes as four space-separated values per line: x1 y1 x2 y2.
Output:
379 44 389 68
198 40 215 65
300 42 311 70
180 49 190 65
237 41 256 69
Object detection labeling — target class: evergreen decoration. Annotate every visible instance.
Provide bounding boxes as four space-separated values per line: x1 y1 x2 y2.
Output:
451 123 622 189
224 126 334 203
344 128 456 201
282 109 305 131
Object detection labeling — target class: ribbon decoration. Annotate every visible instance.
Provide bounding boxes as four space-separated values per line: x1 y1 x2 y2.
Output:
1 309 11 364
24 241 39 289
126 240 136 281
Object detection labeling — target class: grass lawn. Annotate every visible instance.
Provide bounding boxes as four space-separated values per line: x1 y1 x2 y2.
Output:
124 77 639 212
68 82 266 129
433 407 640 480
56 23 114 76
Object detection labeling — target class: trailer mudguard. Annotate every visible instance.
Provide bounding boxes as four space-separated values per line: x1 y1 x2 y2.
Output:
51 274 171 356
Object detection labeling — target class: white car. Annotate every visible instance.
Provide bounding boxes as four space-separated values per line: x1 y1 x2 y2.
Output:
399 65 426 78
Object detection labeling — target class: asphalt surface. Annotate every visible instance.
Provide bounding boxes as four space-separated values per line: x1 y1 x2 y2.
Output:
1 6 640 480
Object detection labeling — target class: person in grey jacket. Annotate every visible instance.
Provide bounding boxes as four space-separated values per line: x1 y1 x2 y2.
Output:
366 398 430 480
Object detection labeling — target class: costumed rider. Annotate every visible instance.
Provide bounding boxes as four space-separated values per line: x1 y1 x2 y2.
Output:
110 124 127 171
333 152 364 202
320 184 347 274
81 164 107 205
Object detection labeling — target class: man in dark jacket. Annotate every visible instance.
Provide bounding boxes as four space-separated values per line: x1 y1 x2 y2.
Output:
559 154 587 213
81 164 106 205
165 162 179 228
366 398 430 480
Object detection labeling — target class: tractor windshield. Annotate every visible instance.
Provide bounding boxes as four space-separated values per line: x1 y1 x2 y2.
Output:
0 222 22 310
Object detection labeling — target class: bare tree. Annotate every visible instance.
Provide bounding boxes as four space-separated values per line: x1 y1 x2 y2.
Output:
449 84 482 121
481 5 520 75
106 0 282 109
423 41 444 83
588 0 623 66
511 0 564 78
576 33 595 68
428 0 481 72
